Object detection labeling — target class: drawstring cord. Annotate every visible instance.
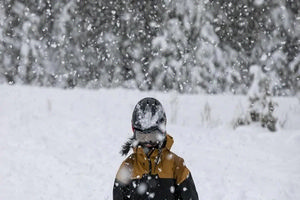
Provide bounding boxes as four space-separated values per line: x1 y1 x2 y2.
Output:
154 146 163 172
154 137 167 171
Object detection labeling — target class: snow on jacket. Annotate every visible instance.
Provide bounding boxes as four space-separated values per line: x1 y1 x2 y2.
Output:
113 134 199 200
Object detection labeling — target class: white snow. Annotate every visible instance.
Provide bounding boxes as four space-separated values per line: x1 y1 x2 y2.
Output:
254 0 264 6
0 85 299 200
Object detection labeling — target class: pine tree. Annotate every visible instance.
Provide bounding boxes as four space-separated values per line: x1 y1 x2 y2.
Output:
238 65 278 131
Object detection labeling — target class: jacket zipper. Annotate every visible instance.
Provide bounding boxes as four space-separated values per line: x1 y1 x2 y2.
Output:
147 149 155 175
148 157 152 174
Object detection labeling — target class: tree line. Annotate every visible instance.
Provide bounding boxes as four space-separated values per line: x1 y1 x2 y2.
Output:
0 0 299 95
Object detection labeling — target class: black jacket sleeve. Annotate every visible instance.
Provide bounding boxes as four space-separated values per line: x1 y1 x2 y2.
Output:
113 179 130 200
176 173 199 200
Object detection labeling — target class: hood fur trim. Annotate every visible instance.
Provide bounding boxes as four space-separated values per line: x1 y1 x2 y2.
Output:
120 136 135 156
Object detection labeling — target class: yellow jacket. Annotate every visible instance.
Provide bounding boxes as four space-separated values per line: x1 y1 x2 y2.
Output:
113 134 199 200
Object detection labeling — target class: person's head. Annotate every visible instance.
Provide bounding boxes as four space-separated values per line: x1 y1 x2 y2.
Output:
131 97 167 149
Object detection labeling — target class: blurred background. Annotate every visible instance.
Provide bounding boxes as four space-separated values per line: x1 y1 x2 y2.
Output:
0 0 299 96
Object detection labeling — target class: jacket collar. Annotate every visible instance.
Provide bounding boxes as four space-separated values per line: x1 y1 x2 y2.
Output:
165 134 174 150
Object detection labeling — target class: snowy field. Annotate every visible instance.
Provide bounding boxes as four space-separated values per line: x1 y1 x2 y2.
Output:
0 85 300 200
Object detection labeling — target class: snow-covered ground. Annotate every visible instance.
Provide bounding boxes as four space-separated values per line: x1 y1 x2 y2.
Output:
0 85 299 200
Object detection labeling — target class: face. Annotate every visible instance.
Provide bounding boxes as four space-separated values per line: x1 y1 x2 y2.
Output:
134 128 165 148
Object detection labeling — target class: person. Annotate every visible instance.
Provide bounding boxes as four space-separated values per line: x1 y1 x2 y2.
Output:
113 97 199 200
